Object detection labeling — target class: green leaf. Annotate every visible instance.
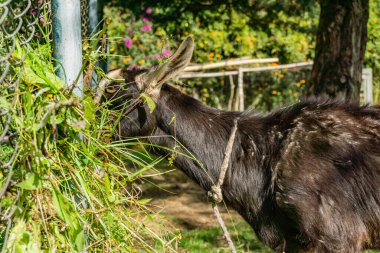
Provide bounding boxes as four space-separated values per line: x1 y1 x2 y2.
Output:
84 96 96 124
168 113 177 125
137 198 151 205
140 93 156 113
74 229 86 252
104 173 111 197
0 97 11 110
23 64 46 85
16 174 43 190
52 189 77 229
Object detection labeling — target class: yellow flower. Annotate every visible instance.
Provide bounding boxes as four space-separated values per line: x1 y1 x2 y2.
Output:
274 71 279 76
204 93 209 98
296 82 301 87
235 37 241 42
215 53 221 58
184 31 189 36
132 37 137 41
272 90 278 95
248 43 254 48
123 56 131 63
280 74 285 78
202 88 208 93
110 47 116 53
138 59 145 65
301 79 306 84
209 52 214 58
293 92 298 97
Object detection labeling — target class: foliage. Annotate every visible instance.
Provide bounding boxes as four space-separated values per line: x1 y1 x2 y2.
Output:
0 23 177 253
105 0 380 109
104 6 175 69
104 1 318 110
365 0 380 103
105 2 318 67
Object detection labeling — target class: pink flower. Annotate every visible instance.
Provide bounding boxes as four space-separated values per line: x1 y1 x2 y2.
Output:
125 38 132 48
162 49 172 58
153 54 160 60
145 8 152 14
39 17 45 25
29 7 37 15
141 25 151 32
127 28 134 35
143 17 150 23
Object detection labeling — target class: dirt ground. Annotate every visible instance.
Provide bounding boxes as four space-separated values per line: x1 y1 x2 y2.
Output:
142 168 242 230
140 167 272 253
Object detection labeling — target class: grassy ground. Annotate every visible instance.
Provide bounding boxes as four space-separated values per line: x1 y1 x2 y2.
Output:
178 222 271 253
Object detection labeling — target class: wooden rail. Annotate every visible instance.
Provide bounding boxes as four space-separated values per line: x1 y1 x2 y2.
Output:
184 58 279 72
179 62 314 78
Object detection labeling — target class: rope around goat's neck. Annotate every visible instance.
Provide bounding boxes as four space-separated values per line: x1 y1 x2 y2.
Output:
207 118 238 253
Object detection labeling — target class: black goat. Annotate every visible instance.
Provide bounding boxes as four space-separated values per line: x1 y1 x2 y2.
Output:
101 37 380 252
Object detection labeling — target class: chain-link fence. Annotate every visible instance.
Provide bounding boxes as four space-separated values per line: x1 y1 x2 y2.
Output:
0 1 94 250
0 1 45 250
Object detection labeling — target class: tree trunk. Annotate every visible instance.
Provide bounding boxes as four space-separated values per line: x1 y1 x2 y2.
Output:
307 0 369 104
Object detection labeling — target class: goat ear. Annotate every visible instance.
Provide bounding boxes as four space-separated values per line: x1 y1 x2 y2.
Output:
137 36 194 96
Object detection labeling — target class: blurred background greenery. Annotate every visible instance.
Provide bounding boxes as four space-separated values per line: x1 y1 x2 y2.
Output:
104 0 380 110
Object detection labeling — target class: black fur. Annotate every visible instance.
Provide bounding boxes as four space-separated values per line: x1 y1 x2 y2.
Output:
104 68 380 252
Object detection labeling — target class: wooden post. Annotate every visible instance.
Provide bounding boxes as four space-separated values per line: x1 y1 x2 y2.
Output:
227 75 235 111
238 68 244 111
362 68 373 104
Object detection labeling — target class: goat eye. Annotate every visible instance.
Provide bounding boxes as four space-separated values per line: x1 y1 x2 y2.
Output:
105 87 117 94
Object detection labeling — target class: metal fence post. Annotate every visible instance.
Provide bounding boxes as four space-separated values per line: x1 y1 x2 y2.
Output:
51 1 87 251
52 0 83 98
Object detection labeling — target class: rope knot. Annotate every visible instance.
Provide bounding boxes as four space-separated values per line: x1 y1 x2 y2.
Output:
208 185 223 204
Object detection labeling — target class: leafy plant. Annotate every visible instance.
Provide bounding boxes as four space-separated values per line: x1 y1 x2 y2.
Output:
0 25 177 253
105 1 380 110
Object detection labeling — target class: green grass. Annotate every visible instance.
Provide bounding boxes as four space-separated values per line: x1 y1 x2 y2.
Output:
178 222 380 253
178 222 271 253
0 19 177 253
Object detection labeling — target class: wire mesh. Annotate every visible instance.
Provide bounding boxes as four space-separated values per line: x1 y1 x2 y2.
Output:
0 0 49 250
81 0 89 38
